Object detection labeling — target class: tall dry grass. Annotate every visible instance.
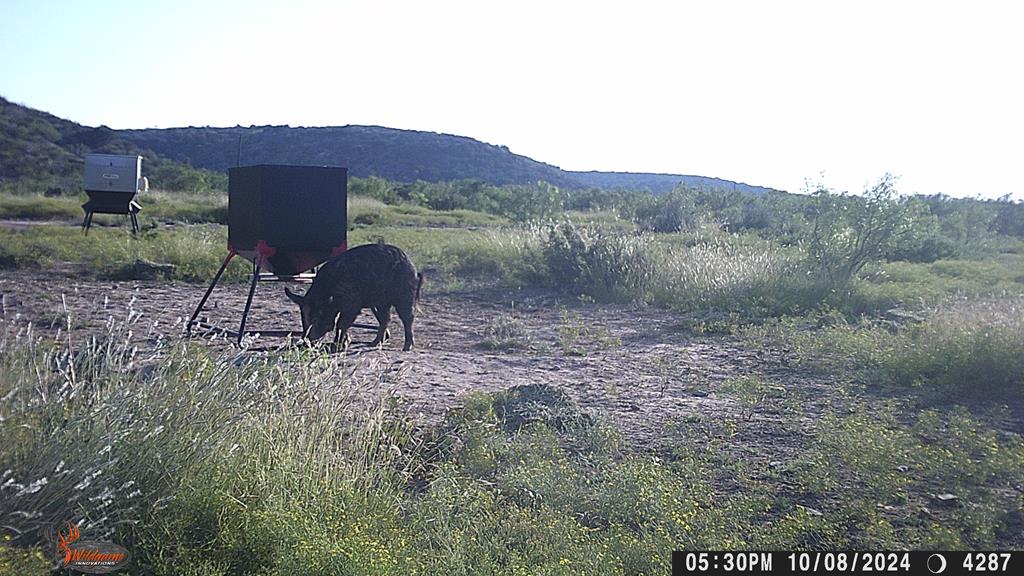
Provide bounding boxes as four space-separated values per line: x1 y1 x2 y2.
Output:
0 302 410 573
887 297 1024 396
3 297 1023 573
749 296 1024 398
648 234 822 315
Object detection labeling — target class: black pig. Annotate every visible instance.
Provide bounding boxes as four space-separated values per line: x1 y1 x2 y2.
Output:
285 243 423 350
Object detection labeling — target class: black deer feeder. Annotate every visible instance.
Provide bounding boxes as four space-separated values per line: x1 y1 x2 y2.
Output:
187 164 371 344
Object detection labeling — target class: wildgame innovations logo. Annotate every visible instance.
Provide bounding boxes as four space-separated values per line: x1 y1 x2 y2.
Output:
53 522 131 573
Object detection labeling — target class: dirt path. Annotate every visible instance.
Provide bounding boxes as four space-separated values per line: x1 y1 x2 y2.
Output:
0 219 76 230
0 270 837 456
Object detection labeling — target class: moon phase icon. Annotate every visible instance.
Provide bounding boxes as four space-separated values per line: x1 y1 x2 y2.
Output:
928 554 947 574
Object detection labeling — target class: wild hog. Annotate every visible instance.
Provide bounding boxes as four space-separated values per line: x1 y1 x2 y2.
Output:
285 243 423 350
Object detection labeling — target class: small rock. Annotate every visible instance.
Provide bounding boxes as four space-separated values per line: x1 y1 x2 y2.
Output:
932 493 959 505
127 258 176 281
801 506 823 517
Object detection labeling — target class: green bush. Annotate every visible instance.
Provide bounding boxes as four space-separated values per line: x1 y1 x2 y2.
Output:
147 161 226 193
920 194 999 255
633 188 706 233
806 175 924 286
349 175 401 204
885 209 960 263
992 198 1024 238
541 221 652 303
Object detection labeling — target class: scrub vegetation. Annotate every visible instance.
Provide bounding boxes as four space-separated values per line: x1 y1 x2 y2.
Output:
2 172 1023 573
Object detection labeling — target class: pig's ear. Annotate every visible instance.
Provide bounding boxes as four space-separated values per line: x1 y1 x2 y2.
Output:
285 287 305 304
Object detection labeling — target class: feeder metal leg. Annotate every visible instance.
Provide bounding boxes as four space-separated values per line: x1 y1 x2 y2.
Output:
82 212 94 234
187 252 236 333
130 211 139 234
237 259 261 345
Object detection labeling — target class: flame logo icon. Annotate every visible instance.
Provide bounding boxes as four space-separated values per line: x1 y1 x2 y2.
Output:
57 521 82 564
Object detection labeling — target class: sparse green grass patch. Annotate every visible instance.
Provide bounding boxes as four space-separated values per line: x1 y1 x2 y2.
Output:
0 223 537 288
0 190 229 224
0 193 81 220
785 406 1024 549
0 191 506 229
851 255 1024 314
348 225 543 287
0 224 248 282
556 308 621 356
748 297 1024 399
718 376 781 420
349 195 506 228
144 189 228 223
480 314 533 350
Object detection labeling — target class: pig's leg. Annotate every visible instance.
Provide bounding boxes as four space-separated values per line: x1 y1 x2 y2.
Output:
395 301 415 351
333 310 359 352
370 306 391 347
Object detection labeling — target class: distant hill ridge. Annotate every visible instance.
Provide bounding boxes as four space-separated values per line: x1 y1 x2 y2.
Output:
1 96 778 194
117 124 583 189
568 170 773 195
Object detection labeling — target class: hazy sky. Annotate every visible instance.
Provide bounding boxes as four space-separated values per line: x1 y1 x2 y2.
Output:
1 0 1021 198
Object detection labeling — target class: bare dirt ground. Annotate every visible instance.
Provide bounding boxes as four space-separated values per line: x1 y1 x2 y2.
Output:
0 269 840 460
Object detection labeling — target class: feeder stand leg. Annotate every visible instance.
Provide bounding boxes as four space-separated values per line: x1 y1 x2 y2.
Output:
130 211 139 234
186 251 236 333
237 258 261 345
82 212 94 234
